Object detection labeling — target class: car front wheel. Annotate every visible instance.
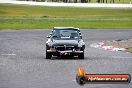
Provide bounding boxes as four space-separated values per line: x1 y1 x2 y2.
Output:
78 51 84 59
46 52 52 59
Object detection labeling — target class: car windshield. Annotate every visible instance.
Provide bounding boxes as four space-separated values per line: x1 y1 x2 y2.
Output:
52 29 80 40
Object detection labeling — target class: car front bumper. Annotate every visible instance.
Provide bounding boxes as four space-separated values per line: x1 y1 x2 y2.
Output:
47 50 83 56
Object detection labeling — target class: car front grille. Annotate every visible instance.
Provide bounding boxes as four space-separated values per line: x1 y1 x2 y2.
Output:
54 45 75 51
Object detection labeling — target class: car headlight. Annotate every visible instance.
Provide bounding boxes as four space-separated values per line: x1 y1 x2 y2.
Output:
78 42 83 47
48 42 53 47
46 38 53 47
47 41 53 47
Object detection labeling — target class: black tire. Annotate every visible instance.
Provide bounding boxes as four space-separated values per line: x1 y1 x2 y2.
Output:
46 52 52 59
78 51 84 59
76 75 86 85
46 45 52 59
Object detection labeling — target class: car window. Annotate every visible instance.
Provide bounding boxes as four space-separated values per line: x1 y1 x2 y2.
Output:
52 29 80 39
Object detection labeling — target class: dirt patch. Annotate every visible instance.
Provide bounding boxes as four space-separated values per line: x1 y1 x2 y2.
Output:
105 39 132 53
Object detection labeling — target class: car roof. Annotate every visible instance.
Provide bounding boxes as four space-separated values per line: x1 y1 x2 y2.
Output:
53 27 80 30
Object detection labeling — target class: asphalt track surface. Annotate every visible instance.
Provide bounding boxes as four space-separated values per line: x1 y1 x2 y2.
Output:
0 29 132 88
